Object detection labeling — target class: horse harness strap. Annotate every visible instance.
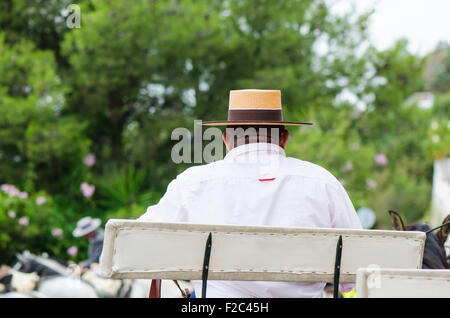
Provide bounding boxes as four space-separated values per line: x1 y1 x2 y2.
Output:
333 235 343 298
425 221 450 235
173 279 191 298
201 232 213 298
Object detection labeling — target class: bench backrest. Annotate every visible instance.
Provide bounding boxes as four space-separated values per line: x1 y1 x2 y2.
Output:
100 219 425 283
356 268 450 298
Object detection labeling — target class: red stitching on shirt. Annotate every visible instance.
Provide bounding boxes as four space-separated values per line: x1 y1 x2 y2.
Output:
259 178 276 182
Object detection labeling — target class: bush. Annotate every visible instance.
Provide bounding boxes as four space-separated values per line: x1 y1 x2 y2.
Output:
0 185 90 265
95 165 155 212
105 203 148 220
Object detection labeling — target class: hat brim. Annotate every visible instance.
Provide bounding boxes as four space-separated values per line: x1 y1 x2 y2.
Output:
201 121 313 126
72 218 101 237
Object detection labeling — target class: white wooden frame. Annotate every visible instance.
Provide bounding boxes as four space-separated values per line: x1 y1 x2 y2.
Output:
356 268 450 298
100 219 425 283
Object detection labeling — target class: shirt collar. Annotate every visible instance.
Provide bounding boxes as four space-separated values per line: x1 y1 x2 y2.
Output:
224 142 286 162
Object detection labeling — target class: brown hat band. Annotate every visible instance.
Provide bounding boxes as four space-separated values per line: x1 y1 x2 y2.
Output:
228 109 283 122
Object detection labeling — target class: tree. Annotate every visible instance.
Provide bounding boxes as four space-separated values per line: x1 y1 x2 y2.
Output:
0 33 90 194
59 0 371 189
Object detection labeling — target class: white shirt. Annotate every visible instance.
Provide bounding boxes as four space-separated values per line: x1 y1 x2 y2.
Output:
138 142 362 298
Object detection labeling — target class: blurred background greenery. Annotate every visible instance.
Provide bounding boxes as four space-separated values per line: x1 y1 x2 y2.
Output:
0 0 449 265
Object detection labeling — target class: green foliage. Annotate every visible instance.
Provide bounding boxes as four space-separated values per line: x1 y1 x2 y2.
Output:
0 32 91 194
424 93 450 159
428 44 450 93
0 188 85 265
367 163 432 226
95 165 154 211
105 203 148 221
59 0 370 170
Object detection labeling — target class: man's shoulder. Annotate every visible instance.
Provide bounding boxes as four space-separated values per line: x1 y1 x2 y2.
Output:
175 160 227 183
283 156 341 187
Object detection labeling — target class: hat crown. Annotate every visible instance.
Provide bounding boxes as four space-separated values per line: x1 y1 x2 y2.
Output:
77 216 93 228
201 88 312 126
229 89 281 110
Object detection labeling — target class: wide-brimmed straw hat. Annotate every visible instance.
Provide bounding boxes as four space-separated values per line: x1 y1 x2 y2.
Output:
72 216 101 237
202 89 313 126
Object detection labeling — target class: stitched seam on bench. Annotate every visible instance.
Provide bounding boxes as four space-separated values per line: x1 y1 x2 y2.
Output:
116 227 424 242
385 275 450 281
114 268 341 274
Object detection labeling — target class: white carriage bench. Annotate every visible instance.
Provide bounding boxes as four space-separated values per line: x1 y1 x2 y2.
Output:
356 268 450 298
100 219 426 298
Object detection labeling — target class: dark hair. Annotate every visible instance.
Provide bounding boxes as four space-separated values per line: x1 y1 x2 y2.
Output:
224 125 286 147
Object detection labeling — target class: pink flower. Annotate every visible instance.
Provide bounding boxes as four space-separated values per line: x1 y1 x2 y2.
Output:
36 196 47 205
51 228 64 238
1 184 12 193
80 182 95 198
83 154 96 167
18 216 29 226
10 189 20 197
19 191 28 199
67 246 78 257
2 185 16 196
366 178 377 190
374 153 388 166
1 185 27 198
342 161 354 172
8 210 16 218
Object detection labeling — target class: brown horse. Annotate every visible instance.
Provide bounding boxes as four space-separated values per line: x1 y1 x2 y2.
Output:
389 211 449 269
